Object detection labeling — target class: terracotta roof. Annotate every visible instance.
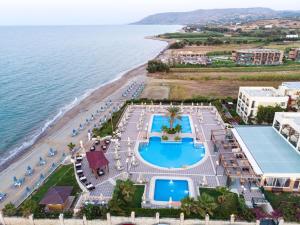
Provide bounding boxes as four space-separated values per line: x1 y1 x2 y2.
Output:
86 151 109 170
39 186 72 205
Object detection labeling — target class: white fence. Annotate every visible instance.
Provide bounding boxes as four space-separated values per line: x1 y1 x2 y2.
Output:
1 211 294 225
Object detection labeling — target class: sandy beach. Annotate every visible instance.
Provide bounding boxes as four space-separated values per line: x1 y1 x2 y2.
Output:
0 63 148 208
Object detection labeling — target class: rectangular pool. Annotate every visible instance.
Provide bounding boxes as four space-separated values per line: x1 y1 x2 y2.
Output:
151 115 192 133
154 179 189 202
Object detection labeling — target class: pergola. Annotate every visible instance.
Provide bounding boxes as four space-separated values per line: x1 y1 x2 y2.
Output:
211 128 259 183
86 151 109 177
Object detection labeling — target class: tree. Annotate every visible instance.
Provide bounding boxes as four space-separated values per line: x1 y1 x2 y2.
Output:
67 142 76 152
165 106 182 129
2 203 17 216
256 105 285 124
181 197 198 216
108 179 136 210
20 199 38 217
146 60 169 73
196 193 218 217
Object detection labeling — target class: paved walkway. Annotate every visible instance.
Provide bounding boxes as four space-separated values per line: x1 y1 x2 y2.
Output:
78 105 228 207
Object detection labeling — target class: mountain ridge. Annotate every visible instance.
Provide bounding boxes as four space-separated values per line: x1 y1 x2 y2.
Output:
133 7 300 25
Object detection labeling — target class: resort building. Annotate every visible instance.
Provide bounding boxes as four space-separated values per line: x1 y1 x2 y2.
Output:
166 51 211 65
278 82 300 108
236 87 289 123
212 112 300 193
232 49 284 65
288 48 300 62
232 112 300 192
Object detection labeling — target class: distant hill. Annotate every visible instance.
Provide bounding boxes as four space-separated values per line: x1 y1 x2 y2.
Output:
133 7 300 25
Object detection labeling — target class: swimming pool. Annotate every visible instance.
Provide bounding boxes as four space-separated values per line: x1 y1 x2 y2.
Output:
154 179 189 202
138 137 205 169
151 115 192 133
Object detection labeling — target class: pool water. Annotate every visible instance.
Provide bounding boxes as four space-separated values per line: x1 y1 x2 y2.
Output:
139 137 205 168
151 115 192 133
154 179 189 202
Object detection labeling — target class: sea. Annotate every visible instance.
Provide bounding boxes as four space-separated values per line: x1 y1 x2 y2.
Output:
0 25 180 166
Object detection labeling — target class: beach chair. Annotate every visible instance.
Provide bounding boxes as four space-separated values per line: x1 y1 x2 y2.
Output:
0 192 7 202
26 166 34 176
39 157 46 166
72 129 78 137
13 176 25 187
48 148 57 157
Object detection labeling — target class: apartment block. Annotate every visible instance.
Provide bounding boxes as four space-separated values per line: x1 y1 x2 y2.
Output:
236 87 288 123
289 48 300 62
232 49 283 65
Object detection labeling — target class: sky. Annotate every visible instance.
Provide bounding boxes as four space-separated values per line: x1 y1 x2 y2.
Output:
0 0 300 25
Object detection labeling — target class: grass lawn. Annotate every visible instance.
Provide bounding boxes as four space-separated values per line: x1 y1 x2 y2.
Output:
30 164 81 203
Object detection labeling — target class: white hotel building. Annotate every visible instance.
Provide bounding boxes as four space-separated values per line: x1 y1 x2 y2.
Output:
236 87 289 123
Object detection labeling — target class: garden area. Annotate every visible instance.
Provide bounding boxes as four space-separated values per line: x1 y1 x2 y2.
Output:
2 165 80 218
264 191 300 222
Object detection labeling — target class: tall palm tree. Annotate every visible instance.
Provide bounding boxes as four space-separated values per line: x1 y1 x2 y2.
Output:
196 193 217 217
166 106 182 129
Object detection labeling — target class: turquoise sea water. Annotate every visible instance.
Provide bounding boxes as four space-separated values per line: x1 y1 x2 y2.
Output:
139 137 205 168
151 115 192 133
0 25 180 165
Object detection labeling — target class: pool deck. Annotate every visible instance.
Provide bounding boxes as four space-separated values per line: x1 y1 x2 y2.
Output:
77 104 227 208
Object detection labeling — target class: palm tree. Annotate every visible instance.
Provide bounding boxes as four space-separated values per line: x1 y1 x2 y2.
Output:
67 142 76 152
181 197 198 216
196 193 217 217
166 106 181 129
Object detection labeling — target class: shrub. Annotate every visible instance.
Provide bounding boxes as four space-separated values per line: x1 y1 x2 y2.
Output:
2 203 17 217
20 199 38 217
147 60 170 73
174 136 181 141
256 105 285 124
162 135 168 141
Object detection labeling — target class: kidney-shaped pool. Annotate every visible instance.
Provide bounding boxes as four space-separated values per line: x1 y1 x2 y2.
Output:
138 137 205 169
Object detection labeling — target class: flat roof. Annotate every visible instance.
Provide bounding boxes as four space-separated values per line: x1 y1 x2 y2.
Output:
233 126 300 176
236 49 282 53
281 82 300 89
242 88 283 98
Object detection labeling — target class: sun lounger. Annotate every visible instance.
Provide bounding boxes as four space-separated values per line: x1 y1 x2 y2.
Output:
76 170 83 175
0 192 7 202
75 163 82 169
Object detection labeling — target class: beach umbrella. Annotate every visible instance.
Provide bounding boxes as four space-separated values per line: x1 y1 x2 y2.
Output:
168 197 173 208
13 176 18 182
99 193 104 202
40 173 45 180
79 124 83 130
202 176 207 186
26 187 31 193
128 147 133 156
51 163 56 168
85 118 89 124
116 159 122 168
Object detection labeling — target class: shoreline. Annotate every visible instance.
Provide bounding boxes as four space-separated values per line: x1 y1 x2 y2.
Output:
0 63 147 173
0 36 172 173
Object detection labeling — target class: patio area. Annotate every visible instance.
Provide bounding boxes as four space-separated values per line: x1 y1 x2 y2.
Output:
74 104 228 208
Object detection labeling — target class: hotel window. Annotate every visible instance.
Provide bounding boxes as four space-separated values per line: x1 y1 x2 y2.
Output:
251 101 255 108
281 102 286 107
293 179 300 190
